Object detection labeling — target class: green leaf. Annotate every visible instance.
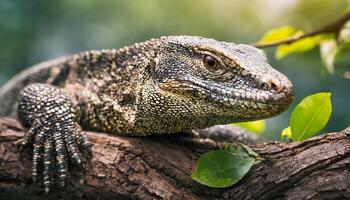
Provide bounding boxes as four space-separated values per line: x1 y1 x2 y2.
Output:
276 34 331 59
192 144 256 188
234 120 266 135
334 41 350 66
339 21 350 43
258 26 334 59
225 143 259 159
333 24 350 68
320 40 338 74
239 143 260 160
280 126 292 141
319 28 350 73
290 92 332 141
258 26 299 45
320 24 350 75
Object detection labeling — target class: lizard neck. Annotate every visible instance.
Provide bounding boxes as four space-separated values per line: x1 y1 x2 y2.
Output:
115 38 162 68
74 38 163 133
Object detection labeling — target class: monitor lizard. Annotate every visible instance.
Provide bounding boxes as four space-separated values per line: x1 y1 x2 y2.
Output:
0 36 294 193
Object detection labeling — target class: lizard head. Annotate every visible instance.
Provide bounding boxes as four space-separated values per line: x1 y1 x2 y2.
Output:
141 35 293 129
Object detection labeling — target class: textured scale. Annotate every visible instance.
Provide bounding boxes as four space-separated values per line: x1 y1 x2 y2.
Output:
0 35 293 192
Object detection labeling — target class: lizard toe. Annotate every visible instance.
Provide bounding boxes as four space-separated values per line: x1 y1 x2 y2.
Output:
32 127 46 182
73 124 92 157
53 131 68 187
17 83 91 192
43 133 54 193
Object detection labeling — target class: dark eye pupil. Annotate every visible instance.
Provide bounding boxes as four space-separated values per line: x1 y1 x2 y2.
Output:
205 55 216 67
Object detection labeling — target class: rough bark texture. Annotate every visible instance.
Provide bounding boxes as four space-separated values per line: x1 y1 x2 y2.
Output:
0 117 349 200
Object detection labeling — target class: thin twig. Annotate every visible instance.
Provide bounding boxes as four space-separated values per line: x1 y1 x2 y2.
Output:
252 12 350 48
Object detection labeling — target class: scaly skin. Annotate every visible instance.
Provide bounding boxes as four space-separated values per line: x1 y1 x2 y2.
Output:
0 36 294 192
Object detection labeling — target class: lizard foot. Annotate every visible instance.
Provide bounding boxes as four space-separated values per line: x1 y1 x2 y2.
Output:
17 83 91 193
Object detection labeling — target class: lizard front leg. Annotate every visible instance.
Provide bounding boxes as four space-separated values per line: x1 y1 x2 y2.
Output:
17 83 90 193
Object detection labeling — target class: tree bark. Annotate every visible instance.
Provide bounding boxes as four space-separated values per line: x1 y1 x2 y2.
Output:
0 117 349 200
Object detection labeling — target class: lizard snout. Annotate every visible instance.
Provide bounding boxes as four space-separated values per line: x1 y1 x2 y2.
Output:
266 77 293 94
262 72 294 105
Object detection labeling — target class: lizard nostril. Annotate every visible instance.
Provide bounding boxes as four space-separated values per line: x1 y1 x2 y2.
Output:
268 80 283 92
270 82 277 90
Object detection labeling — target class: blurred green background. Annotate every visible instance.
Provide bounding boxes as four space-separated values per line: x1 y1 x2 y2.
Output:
0 0 349 140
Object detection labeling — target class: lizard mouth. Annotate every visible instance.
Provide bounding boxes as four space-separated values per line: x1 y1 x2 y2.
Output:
159 79 294 107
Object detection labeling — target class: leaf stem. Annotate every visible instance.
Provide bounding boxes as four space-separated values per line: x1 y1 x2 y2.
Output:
252 12 350 48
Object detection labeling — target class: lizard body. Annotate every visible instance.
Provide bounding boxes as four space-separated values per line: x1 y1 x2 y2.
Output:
0 36 293 192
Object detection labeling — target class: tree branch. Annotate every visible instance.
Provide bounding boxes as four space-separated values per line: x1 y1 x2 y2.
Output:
0 117 350 200
253 12 350 48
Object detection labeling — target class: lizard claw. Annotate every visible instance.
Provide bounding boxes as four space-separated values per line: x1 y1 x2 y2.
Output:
17 83 91 193
22 121 84 192
23 121 89 193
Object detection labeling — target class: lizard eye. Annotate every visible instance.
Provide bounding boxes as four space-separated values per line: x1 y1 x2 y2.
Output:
203 55 219 71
